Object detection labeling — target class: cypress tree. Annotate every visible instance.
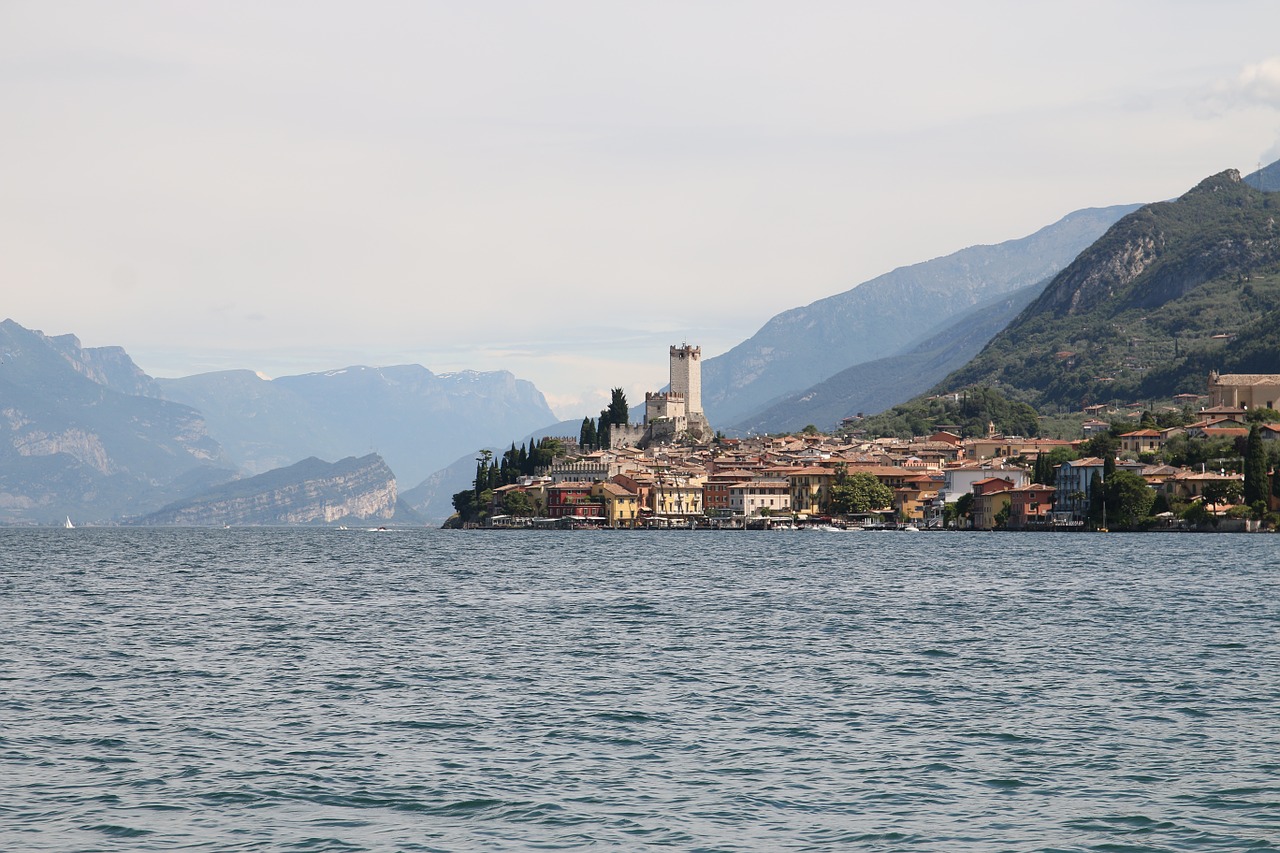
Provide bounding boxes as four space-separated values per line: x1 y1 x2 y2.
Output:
598 407 612 450
1087 470 1106 527
1033 454 1052 486
607 388 629 426
1244 424 1267 504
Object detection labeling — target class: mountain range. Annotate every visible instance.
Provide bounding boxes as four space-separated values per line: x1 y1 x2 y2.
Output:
6 156 1279 525
0 319 556 524
157 365 555 486
700 204 1141 428
0 319 234 524
937 168 1280 411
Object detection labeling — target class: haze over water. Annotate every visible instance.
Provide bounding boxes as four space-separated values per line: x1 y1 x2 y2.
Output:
3 529 1278 851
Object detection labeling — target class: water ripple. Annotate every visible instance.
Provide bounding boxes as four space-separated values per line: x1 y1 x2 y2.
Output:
2 528 1278 850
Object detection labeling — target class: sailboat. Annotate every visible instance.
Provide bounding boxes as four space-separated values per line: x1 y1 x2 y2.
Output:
64 516 74 529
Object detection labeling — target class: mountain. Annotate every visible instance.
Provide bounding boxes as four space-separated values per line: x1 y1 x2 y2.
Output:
700 204 1142 426
0 319 234 524
157 365 557 486
1245 157 1280 192
137 453 415 526
730 279 1047 434
933 168 1280 410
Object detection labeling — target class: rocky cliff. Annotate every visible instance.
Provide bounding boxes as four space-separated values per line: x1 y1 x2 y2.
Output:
0 319 234 524
138 453 412 526
938 167 1280 408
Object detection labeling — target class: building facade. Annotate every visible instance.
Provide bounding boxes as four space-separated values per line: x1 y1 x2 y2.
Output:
1208 372 1280 411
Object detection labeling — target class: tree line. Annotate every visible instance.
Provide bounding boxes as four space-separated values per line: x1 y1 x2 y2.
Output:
579 388 629 451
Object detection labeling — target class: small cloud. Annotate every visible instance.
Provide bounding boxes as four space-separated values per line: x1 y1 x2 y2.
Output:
1205 56 1280 113
1235 57 1280 107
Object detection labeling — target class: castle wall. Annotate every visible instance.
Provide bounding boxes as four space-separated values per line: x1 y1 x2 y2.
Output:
609 423 646 449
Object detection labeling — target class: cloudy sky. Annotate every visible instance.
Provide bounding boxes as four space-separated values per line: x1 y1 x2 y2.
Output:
3 1 1280 418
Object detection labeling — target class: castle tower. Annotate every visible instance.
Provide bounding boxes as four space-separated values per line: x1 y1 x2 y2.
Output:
669 345 702 415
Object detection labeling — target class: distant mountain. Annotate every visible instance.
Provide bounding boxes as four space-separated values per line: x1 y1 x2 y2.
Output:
700 204 1141 426
934 167 1280 409
730 279 1046 434
1245 157 1280 192
0 319 234 524
157 365 557 486
137 453 418 526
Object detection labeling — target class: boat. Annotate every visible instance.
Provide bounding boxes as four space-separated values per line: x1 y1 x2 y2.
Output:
902 524 920 532
64 516 74 529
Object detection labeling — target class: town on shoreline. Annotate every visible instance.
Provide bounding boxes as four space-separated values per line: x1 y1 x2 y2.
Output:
448 348 1280 533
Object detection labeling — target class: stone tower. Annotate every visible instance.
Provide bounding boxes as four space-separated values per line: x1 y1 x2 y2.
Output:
669 345 702 416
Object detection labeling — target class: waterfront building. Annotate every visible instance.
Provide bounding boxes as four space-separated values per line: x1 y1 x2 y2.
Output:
591 481 641 528
728 480 791 518
1006 484 1057 529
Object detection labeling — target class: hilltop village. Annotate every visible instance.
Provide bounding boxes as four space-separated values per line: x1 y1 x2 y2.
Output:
449 348 1280 532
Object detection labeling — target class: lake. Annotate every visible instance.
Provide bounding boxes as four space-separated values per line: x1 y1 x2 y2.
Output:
2 528 1277 851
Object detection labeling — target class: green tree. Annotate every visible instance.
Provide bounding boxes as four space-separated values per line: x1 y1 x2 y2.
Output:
1087 470 1106 527
452 489 477 520
606 388 629 426
1033 446 1077 486
502 490 535 517
1200 479 1243 508
474 449 493 500
597 409 612 450
1104 470 1155 529
829 472 894 516
1083 432 1118 466
1244 424 1268 504
579 417 597 451
801 424 819 436
953 493 974 528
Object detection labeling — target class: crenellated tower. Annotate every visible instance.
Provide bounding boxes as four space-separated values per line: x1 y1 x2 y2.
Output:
669 345 702 416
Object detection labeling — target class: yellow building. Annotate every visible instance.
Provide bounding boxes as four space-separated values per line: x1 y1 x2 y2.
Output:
785 466 835 516
651 476 703 519
592 482 641 528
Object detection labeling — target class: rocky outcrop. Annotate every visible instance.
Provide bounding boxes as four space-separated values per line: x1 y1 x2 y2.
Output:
938 164 1280 408
137 453 413 526
1025 171 1280 320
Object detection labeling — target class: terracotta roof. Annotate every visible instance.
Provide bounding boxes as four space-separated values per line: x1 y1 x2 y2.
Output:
1214 374 1280 385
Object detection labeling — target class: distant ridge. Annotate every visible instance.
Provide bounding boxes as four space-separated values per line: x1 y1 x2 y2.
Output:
1245 157 1280 192
137 453 420 526
700 204 1141 426
730 280 1046 434
157 364 557 486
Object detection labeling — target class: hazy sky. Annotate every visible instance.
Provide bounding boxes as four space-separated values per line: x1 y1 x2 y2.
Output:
4 2 1280 419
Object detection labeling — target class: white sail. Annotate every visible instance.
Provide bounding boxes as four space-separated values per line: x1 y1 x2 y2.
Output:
64 516 74 529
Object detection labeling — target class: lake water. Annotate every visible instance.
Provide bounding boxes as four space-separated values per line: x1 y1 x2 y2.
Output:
2 529 1278 851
